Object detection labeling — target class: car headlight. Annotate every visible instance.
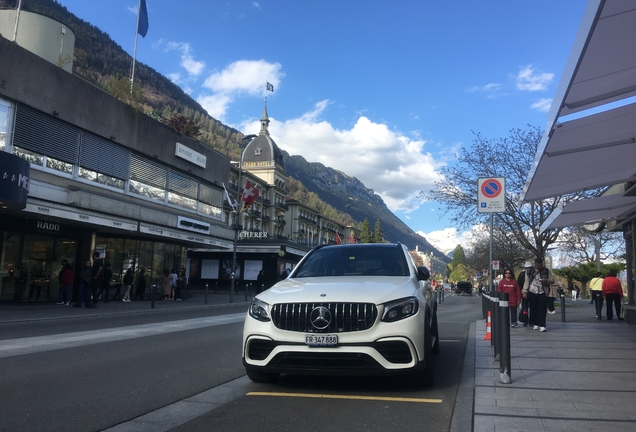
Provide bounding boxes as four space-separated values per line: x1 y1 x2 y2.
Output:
381 297 419 322
248 298 271 322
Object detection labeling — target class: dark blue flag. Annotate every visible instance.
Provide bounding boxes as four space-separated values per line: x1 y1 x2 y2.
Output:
266 82 274 92
138 0 149 38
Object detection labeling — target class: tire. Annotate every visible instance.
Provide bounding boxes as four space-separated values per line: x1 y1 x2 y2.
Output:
246 368 280 383
413 318 434 387
431 316 440 356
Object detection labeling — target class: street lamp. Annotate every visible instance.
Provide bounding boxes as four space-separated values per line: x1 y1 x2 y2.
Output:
230 134 257 303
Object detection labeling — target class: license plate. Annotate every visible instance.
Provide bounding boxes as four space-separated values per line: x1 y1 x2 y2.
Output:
305 334 338 346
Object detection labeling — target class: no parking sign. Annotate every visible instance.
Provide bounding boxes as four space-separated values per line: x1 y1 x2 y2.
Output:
477 177 505 213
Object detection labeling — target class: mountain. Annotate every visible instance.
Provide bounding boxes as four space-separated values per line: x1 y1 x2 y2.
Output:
2 0 450 261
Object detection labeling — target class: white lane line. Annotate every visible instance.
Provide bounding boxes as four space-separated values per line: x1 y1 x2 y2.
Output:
0 313 245 358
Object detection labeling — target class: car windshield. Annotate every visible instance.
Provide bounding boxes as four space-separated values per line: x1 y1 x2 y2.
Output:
293 245 409 277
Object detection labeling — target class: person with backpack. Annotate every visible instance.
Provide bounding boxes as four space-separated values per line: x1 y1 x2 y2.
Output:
517 261 533 327
521 258 554 332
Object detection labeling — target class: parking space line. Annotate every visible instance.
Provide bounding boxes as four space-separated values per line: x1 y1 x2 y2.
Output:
247 392 442 403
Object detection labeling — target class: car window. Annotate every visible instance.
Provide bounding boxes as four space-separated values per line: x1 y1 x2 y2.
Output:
294 246 409 277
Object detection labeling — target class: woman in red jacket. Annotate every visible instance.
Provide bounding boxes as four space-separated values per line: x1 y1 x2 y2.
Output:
602 269 624 320
498 268 521 327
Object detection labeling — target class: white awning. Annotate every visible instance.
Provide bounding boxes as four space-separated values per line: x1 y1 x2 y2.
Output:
522 0 636 203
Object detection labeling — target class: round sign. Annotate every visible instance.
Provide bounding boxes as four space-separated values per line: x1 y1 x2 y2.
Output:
480 178 503 199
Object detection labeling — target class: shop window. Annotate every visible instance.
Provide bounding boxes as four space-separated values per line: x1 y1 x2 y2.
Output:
0 231 21 301
14 146 44 166
198 201 222 219
168 192 197 210
46 156 73 174
0 98 11 152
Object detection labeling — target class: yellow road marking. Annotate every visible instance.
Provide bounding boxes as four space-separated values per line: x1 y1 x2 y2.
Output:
246 392 442 403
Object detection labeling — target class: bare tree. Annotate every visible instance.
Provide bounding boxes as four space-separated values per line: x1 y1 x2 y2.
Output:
422 126 596 260
557 226 625 265
465 226 530 278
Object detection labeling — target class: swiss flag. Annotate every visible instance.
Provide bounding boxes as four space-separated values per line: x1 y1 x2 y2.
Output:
240 181 259 211
335 232 342 245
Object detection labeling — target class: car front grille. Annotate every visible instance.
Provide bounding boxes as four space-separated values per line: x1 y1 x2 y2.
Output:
272 302 378 333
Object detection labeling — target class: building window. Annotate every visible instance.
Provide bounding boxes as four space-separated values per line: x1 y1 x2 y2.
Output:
46 156 73 174
14 146 43 166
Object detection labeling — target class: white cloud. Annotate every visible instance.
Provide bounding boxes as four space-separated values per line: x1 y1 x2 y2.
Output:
418 226 482 255
165 42 205 76
531 98 552 112
236 100 444 212
252 2 262 9
515 65 553 91
202 60 283 95
197 60 284 120
467 83 502 93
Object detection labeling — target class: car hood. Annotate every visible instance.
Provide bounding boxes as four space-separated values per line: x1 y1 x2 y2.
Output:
256 276 419 305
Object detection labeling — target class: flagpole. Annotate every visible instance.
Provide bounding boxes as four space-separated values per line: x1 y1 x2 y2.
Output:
130 0 142 99
12 0 23 43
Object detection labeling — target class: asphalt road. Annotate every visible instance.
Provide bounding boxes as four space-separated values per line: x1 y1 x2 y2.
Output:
0 293 481 432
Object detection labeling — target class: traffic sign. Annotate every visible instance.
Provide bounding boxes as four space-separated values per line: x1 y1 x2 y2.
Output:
493 260 499 270
477 177 505 213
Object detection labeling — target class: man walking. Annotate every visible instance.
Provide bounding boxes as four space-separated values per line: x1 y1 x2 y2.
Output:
89 251 103 308
589 271 604 320
602 269 624 321
522 258 554 332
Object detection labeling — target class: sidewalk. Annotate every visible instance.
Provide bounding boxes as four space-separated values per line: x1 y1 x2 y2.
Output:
473 299 636 432
0 291 253 323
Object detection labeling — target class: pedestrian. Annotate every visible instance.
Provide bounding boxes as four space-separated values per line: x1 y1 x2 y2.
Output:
135 268 147 300
522 258 554 332
571 285 578 301
159 269 172 302
497 268 521 327
96 262 113 303
170 269 179 300
517 261 533 327
89 252 103 308
547 283 559 314
175 268 185 301
122 268 133 302
57 260 73 305
589 271 604 319
74 260 93 308
602 269 624 320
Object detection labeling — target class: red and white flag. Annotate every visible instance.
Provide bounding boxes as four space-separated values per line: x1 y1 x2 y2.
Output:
240 181 259 212
335 233 342 245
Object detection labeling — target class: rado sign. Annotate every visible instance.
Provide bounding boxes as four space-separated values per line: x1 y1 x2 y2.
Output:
0 152 30 210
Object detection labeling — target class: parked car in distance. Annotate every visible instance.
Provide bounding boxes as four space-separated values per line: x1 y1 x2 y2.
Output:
243 243 439 387
455 281 473 295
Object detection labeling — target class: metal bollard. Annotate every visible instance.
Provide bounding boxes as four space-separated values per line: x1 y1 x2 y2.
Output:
441 287 445 303
151 283 157 309
245 282 249 301
491 291 499 357
205 283 208 304
560 290 566 322
497 292 511 383
482 291 489 321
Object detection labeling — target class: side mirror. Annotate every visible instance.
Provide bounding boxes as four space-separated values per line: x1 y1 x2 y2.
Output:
417 266 430 281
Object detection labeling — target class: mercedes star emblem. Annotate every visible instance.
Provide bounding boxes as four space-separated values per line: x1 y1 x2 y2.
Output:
310 306 332 330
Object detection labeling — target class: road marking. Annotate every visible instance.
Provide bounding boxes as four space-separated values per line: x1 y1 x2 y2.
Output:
247 392 442 403
440 339 462 343
0 313 245 358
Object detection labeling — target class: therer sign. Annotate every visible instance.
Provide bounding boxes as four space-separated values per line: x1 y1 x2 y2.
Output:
477 177 505 213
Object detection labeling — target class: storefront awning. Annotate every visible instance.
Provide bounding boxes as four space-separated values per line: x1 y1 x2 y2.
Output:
541 193 636 232
522 0 636 203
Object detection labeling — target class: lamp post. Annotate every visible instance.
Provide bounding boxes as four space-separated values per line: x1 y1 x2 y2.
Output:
230 134 257 303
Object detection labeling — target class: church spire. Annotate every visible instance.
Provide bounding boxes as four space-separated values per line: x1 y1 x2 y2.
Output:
260 97 270 136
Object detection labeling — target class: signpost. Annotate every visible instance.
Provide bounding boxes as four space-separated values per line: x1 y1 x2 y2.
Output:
477 178 506 291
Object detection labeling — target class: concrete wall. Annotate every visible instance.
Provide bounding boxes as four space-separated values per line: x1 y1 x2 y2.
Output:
0 36 229 186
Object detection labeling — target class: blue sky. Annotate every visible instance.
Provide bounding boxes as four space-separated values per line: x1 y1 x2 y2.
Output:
55 0 588 253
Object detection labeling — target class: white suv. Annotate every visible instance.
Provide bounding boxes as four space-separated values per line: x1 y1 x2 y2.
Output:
242 243 439 387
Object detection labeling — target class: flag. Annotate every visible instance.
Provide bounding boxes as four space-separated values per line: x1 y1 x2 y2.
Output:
222 183 236 212
266 82 274 92
240 181 259 212
335 233 342 245
138 0 149 38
